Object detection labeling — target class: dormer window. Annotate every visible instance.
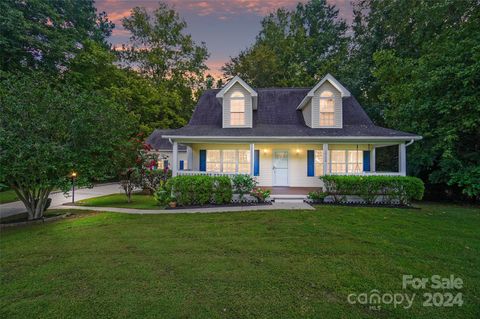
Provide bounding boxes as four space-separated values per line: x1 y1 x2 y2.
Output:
319 91 335 127
230 91 245 126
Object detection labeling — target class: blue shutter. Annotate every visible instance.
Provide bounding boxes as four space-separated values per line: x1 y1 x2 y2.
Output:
363 151 371 172
179 160 184 170
199 150 207 171
164 160 169 169
254 150 260 176
307 150 315 176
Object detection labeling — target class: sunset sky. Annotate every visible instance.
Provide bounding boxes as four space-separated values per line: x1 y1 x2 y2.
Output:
95 0 354 78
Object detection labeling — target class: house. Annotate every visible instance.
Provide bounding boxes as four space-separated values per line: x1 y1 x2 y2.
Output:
146 130 188 170
148 74 422 189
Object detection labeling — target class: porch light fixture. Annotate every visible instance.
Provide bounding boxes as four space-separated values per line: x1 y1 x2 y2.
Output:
263 149 268 154
296 149 300 154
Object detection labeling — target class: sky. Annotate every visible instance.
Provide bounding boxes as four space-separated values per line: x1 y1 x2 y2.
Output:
95 0 354 79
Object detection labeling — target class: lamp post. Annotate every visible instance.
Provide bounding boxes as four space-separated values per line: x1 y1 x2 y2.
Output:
71 172 77 204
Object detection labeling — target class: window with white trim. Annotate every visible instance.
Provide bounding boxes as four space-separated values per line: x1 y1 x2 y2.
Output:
206 150 221 172
238 150 250 174
230 91 245 126
348 150 363 173
319 90 335 126
329 150 363 174
314 150 324 176
223 150 236 173
206 150 251 173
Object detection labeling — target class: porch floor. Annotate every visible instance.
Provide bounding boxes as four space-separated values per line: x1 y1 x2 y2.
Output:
264 187 319 195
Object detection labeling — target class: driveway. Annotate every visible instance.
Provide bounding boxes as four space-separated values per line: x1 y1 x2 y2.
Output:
0 183 123 219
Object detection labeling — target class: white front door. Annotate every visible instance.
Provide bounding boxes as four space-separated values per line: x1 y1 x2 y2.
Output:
273 151 288 186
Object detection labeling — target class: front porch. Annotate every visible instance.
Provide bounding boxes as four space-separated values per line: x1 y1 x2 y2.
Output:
169 141 410 187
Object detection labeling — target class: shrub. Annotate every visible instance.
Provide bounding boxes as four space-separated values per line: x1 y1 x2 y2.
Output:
251 187 271 203
231 174 257 200
154 188 171 208
142 168 171 195
320 175 424 205
307 190 328 202
164 175 233 206
212 176 233 204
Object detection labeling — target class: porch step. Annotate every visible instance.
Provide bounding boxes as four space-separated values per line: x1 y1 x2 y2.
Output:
271 194 307 203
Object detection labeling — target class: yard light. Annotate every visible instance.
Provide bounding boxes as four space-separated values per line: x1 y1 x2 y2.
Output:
71 171 77 204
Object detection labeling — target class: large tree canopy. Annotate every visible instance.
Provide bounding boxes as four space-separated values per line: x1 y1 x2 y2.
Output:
0 0 113 72
119 3 210 132
222 0 348 87
0 72 135 219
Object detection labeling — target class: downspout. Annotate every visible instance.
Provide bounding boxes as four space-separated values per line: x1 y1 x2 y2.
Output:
405 139 415 147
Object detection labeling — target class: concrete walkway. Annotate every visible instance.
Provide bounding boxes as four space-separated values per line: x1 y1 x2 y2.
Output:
60 201 314 214
0 183 124 218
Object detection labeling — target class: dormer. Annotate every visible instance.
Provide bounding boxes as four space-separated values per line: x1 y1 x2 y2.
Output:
297 74 351 129
216 76 257 128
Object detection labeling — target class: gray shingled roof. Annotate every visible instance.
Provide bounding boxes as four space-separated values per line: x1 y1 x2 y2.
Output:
146 129 187 151
157 88 419 138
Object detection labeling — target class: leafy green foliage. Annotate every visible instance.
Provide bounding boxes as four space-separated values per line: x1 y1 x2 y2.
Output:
371 3 480 198
321 175 425 205
165 175 233 207
307 190 328 202
0 72 134 219
250 187 271 203
231 175 257 200
0 0 113 73
222 0 349 87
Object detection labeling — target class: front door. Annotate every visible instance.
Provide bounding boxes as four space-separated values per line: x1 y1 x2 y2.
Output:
273 151 288 186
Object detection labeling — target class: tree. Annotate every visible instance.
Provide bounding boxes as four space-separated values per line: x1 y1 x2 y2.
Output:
0 0 113 73
120 3 209 124
372 5 480 198
0 72 135 219
222 0 349 87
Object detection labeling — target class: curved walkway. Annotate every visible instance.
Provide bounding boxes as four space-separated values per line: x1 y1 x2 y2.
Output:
59 201 314 214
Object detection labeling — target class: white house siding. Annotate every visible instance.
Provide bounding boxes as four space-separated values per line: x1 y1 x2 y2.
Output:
222 83 253 128
311 81 343 128
155 151 188 169
190 143 372 188
302 101 312 127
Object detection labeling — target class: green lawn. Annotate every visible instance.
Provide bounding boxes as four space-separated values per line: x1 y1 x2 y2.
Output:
76 193 157 209
1 204 479 319
0 189 18 204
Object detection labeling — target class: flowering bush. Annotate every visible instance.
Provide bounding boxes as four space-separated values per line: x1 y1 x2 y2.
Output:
250 187 271 203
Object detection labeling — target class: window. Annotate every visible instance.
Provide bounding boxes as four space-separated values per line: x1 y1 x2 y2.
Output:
330 150 346 174
223 150 236 173
238 150 250 174
348 150 363 173
329 150 364 174
206 150 221 172
230 91 245 126
157 160 164 169
319 90 335 126
314 150 324 176
206 150 251 173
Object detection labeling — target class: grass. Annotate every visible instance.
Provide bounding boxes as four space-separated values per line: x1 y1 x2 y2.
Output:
76 193 157 209
0 189 18 204
1 203 479 318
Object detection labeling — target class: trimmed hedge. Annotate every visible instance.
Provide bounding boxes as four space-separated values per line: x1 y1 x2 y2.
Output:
320 175 424 205
165 175 233 206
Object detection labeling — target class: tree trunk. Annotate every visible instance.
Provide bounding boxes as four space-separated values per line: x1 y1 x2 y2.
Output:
12 186 52 220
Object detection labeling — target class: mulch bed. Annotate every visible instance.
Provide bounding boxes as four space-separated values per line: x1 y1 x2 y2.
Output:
166 201 273 210
306 200 419 209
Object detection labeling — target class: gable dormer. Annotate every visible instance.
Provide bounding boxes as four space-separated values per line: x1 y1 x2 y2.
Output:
216 76 257 128
297 74 350 129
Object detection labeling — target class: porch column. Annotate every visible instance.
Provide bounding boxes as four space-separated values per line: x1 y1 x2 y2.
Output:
371 147 376 172
250 143 255 176
186 146 193 170
323 143 329 174
172 141 178 177
399 143 406 176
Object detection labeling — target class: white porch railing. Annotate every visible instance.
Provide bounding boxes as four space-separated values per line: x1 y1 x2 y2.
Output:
328 171 403 176
177 170 248 177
